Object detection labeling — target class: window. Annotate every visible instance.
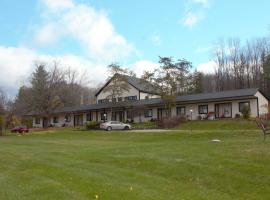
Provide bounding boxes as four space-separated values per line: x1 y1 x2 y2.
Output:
53 116 59 123
239 102 250 112
65 115 71 122
98 99 109 104
35 117 40 124
86 113 91 121
101 112 107 121
124 96 137 101
177 106 186 116
144 109 153 118
198 105 208 114
118 97 123 102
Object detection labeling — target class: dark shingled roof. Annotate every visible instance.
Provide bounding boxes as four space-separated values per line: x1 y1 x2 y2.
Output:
175 88 260 102
95 75 160 97
31 88 261 115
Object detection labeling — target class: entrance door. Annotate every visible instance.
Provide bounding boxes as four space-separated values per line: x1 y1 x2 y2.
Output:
43 117 49 128
157 108 163 120
215 103 232 118
118 111 124 122
74 114 83 126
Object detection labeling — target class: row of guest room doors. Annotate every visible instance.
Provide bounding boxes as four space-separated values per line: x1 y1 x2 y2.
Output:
73 103 233 126
73 111 125 126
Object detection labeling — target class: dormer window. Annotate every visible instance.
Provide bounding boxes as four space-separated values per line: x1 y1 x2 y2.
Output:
98 99 109 104
124 96 137 101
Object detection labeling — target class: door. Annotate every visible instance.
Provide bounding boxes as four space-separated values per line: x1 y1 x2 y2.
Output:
43 117 49 128
118 111 123 122
157 108 163 120
215 103 232 118
74 114 83 126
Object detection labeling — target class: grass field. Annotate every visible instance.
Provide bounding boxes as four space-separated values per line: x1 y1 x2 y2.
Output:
0 120 270 200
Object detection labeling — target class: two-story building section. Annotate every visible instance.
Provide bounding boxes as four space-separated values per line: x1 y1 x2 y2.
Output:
95 75 161 104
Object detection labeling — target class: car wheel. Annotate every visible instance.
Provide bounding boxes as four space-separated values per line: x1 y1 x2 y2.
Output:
107 126 112 131
124 126 129 130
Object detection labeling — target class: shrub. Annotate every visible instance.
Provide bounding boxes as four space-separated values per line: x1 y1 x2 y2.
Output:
150 118 158 122
0 115 5 136
157 116 186 128
85 121 99 130
126 119 134 123
241 106 251 119
21 118 33 128
131 121 157 129
235 113 241 118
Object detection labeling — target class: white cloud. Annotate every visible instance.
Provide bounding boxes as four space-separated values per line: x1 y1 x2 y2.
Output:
181 0 210 27
196 60 217 74
0 45 156 96
128 60 159 77
34 0 135 62
0 46 36 92
182 12 201 27
34 23 61 46
0 45 110 95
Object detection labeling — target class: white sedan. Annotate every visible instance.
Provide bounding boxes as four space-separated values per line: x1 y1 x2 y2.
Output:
100 121 131 131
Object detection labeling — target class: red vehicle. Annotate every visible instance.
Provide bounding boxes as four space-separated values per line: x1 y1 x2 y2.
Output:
11 125 29 133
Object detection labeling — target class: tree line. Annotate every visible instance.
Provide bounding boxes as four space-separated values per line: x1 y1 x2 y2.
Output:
209 37 270 94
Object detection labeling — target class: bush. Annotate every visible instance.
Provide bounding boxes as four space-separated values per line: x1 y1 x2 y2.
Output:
131 121 157 129
85 121 100 130
150 118 158 122
126 119 134 123
234 113 241 118
241 106 251 119
0 115 5 136
157 116 187 128
21 118 33 128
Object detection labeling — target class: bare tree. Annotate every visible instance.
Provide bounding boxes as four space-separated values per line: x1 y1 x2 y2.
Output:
102 63 133 102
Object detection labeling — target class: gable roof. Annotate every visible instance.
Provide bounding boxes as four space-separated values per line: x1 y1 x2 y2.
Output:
95 75 160 97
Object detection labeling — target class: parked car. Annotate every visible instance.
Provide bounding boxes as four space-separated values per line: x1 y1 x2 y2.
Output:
100 121 131 131
11 125 29 133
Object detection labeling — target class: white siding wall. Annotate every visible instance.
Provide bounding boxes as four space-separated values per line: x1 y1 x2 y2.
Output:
231 99 257 118
255 91 269 116
140 92 161 100
97 82 139 102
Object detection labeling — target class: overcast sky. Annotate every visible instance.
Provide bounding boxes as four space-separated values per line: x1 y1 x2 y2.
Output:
0 0 269 96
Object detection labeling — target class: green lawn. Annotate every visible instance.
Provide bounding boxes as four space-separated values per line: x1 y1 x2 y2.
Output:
0 121 270 200
178 119 258 130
